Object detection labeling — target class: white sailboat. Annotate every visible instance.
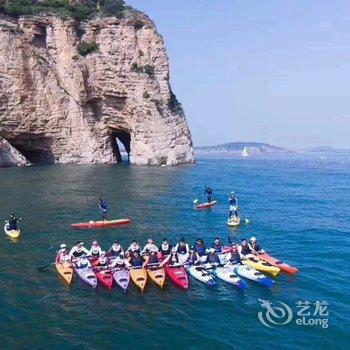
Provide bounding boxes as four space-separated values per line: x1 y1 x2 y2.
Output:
241 146 250 157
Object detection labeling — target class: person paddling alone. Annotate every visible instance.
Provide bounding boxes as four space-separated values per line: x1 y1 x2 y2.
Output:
8 212 21 230
99 198 108 221
204 185 213 203
228 191 239 219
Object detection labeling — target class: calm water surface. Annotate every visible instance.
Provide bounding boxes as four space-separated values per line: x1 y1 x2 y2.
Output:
0 155 349 349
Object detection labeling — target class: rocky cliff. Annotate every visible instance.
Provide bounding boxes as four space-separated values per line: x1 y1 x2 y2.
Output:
0 10 194 166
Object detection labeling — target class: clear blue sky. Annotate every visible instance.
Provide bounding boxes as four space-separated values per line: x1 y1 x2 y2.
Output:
127 0 350 148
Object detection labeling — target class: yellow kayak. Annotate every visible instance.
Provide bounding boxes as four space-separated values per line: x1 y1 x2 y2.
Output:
147 267 166 289
130 268 148 292
243 258 280 276
4 223 20 239
55 261 74 285
227 216 241 227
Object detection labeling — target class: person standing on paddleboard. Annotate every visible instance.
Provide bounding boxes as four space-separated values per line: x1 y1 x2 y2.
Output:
8 213 21 230
99 198 108 221
204 185 213 203
228 191 239 218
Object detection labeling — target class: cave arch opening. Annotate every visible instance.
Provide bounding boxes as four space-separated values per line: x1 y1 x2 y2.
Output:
109 130 131 163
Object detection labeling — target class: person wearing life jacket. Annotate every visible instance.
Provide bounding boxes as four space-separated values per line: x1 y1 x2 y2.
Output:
89 240 102 258
141 239 159 255
112 254 126 269
159 238 172 257
143 249 160 268
160 248 180 267
225 244 242 265
175 238 189 255
99 198 108 221
194 238 207 256
8 213 21 230
212 237 223 253
107 240 124 257
186 246 200 265
250 237 265 254
204 185 213 203
126 241 141 256
128 251 145 268
238 238 255 259
75 254 91 268
95 251 109 267
69 241 89 259
56 244 70 263
229 191 238 218
205 248 221 266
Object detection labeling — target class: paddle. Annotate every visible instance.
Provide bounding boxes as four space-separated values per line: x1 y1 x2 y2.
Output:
38 262 56 270
238 208 250 224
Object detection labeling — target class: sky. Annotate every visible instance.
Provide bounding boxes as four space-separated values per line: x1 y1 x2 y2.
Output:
127 0 350 148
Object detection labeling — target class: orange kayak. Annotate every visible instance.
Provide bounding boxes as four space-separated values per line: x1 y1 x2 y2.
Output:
147 267 166 289
55 261 74 285
130 268 148 292
71 218 131 229
257 252 298 274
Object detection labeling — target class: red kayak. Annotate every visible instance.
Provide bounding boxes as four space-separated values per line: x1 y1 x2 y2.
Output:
92 260 114 289
257 252 298 274
195 200 218 210
71 218 131 229
164 265 188 290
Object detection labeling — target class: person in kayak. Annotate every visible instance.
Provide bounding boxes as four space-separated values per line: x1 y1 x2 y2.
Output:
228 191 238 218
175 238 189 255
99 198 108 221
205 248 221 266
250 237 265 254
56 244 70 263
141 239 159 255
204 185 213 203
95 251 109 268
89 240 102 258
128 251 145 268
186 246 200 265
143 249 160 268
194 238 207 256
75 254 91 268
212 237 223 253
125 241 141 256
224 244 242 265
69 241 89 259
238 238 255 259
8 213 21 230
160 248 180 267
107 240 124 257
112 254 126 269
159 238 172 257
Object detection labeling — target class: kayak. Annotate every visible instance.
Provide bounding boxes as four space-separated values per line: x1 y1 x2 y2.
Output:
55 261 74 285
164 265 188 290
213 266 248 289
257 252 298 274
227 216 241 227
4 223 20 239
130 267 148 292
232 264 274 288
242 257 280 276
113 269 130 292
93 267 114 289
73 265 97 288
71 218 131 229
187 265 215 287
147 267 166 289
195 200 218 210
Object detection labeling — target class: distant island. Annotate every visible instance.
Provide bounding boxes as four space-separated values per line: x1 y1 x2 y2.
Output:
195 142 291 155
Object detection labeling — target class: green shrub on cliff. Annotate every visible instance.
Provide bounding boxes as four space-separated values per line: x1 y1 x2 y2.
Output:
77 41 99 56
0 0 127 20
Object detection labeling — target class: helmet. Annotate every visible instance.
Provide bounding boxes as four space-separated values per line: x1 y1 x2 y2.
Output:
101 251 106 255
209 248 215 254
60 243 66 249
92 240 98 245
231 191 235 195
250 237 256 242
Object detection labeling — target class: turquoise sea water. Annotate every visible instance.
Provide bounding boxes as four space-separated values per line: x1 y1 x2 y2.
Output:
0 155 349 349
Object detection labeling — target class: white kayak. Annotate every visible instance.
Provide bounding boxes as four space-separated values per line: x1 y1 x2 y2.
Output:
187 265 216 287
213 266 248 289
232 264 274 288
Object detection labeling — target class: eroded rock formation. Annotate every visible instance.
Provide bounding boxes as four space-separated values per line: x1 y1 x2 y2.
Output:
0 136 29 167
0 14 194 166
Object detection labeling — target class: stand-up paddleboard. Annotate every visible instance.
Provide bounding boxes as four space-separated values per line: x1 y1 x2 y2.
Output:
71 218 131 229
195 200 218 210
4 223 20 239
227 216 241 227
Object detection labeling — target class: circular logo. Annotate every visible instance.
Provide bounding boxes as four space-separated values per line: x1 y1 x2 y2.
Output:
258 299 293 328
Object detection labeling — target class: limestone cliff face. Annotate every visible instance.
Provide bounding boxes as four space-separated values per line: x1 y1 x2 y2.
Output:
0 15 194 166
0 136 30 167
